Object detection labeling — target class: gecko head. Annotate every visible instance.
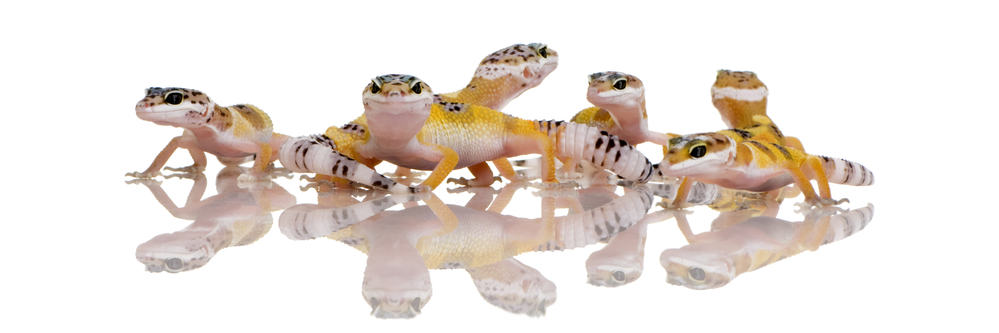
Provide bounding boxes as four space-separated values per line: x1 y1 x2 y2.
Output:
135 87 214 126
474 43 559 89
661 248 735 290
712 70 769 128
586 71 645 109
472 265 557 316
362 74 434 142
659 133 736 178
135 87 215 126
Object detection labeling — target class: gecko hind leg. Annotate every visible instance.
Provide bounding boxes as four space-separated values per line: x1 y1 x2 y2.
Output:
447 162 501 187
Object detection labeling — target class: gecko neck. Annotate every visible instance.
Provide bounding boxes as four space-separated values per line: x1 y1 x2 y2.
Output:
452 76 528 110
713 97 768 128
595 98 649 141
363 105 428 151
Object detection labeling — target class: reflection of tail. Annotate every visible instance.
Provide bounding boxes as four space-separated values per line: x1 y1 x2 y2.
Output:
821 204 874 245
539 186 654 251
278 195 408 240
816 155 874 186
278 134 419 193
535 120 654 183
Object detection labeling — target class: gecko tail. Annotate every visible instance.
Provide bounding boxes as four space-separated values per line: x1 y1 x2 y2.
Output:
278 134 419 193
536 120 654 183
815 155 874 186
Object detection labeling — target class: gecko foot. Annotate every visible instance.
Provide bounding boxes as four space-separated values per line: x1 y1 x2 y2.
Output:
163 164 206 174
266 166 293 179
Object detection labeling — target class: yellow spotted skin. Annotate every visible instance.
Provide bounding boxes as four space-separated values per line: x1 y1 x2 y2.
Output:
570 106 617 131
222 104 273 141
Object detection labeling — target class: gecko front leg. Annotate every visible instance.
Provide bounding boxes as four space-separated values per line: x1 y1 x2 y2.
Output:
128 132 206 178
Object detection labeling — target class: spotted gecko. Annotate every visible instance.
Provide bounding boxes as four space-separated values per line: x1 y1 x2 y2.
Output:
658 126 874 206
128 87 289 178
325 43 560 187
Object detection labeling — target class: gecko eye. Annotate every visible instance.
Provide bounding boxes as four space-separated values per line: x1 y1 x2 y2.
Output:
689 144 707 158
370 80 382 94
688 267 706 282
410 81 422 94
537 45 548 58
164 92 184 105
612 78 627 90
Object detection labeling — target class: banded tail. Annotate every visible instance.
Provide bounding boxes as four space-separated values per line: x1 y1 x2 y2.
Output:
816 155 875 186
535 120 654 183
278 134 420 193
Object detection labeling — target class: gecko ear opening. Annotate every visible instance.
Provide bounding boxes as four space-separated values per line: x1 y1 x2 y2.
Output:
522 67 534 79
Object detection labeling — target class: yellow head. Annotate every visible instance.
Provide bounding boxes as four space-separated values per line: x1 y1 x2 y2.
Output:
474 43 558 88
660 133 737 178
135 87 215 127
711 70 769 128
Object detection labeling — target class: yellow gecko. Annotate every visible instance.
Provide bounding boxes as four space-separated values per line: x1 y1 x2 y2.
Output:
324 43 560 187
658 127 874 206
280 74 655 192
128 87 290 178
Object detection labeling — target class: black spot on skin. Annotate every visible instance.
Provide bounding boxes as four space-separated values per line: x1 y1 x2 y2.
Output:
615 151 622 162
373 180 382 188
595 138 603 149
600 130 609 136
618 139 627 147
606 139 616 152
521 83 527 87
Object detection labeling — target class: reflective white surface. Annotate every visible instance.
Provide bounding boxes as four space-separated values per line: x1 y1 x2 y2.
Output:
2 1 996 331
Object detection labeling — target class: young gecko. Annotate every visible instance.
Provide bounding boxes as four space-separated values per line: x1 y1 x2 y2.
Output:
658 128 874 206
281 74 655 192
570 71 674 146
711 70 804 150
127 87 289 178
327 43 559 186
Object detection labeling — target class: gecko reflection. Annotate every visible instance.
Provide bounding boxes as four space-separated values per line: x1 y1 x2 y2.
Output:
661 204 874 290
279 184 654 318
133 166 296 273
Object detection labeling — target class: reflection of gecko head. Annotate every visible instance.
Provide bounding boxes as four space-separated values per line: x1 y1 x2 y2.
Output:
136 230 224 273
471 264 557 317
586 253 643 287
215 166 247 191
362 272 432 319
660 250 735 290
136 214 272 273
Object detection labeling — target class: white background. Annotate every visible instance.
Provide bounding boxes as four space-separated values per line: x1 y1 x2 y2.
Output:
2 0 997 331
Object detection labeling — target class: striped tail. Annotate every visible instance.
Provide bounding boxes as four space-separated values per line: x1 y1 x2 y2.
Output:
535 120 655 183
278 134 420 193
816 155 875 186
